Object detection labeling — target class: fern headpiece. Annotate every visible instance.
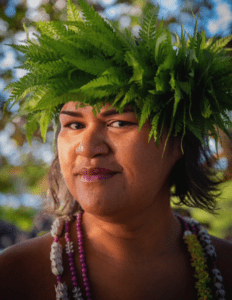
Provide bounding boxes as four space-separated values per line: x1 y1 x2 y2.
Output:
4 0 232 153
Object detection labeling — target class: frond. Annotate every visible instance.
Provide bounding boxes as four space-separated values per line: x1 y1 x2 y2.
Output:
119 84 138 109
109 23 136 52
124 51 144 87
148 113 160 144
138 95 153 131
39 109 54 142
36 21 68 39
25 112 40 145
139 5 160 45
210 35 232 52
63 54 113 76
73 74 123 92
67 0 82 22
5 43 30 55
78 32 124 64
78 0 115 35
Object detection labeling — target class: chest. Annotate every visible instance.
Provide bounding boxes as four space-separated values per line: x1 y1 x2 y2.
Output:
65 250 199 300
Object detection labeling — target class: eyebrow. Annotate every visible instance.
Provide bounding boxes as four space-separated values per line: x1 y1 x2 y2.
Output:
60 106 135 118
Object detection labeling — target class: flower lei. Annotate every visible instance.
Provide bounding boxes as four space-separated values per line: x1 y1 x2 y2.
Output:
50 213 227 300
184 233 213 300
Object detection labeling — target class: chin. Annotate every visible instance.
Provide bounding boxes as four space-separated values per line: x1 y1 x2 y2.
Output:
76 197 124 217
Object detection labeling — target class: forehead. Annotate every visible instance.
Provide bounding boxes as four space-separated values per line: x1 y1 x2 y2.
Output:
60 101 137 114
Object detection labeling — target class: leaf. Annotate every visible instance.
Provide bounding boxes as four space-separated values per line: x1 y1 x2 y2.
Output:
120 84 137 108
148 113 160 144
63 55 112 76
25 113 39 145
40 109 53 142
139 5 160 45
67 0 82 22
169 71 175 90
110 22 136 52
155 69 170 92
125 51 144 86
173 32 180 47
178 81 191 95
173 86 182 117
73 75 121 93
211 35 232 52
107 90 125 110
155 32 167 62
202 98 212 118
78 0 114 35
138 96 152 131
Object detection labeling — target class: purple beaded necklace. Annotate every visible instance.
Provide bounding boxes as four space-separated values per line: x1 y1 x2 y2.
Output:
56 212 223 300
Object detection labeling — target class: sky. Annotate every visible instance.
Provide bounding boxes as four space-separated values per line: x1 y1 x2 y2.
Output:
1 0 232 208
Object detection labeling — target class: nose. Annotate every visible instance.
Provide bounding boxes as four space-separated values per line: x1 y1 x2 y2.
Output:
75 129 110 158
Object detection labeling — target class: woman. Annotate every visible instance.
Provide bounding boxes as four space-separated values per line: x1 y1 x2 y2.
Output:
1 100 232 300
1 0 232 299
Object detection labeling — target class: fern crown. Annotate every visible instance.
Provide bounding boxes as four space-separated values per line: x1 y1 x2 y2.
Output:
4 0 232 153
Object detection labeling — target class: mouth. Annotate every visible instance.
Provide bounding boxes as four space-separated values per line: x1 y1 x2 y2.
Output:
80 173 117 182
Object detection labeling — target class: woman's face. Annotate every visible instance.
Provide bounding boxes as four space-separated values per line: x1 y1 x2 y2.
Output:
58 101 182 218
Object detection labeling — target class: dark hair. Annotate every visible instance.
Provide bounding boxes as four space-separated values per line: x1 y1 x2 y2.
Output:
39 121 222 218
169 131 222 216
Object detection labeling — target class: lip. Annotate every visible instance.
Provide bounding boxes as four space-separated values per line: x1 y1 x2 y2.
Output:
77 167 118 175
80 173 117 182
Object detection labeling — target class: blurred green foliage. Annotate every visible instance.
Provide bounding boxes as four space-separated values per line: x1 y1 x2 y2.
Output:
0 205 37 232
172 179 232 239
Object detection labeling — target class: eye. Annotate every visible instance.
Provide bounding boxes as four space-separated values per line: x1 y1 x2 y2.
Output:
109 121 133 128
65 121 133 130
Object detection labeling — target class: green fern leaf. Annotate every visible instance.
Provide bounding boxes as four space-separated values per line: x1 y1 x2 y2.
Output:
40 109 53 142
178 81 191 95
25 113 39 145
148 113 160 144
63 55 112 76
36 21 66 39
154 32 167 63
125 51 144 86
173 85 182 117
138 96 152 131
109 22 136 52
173 32 180 48
210 35 232 52
139 5 160 45
5 43 30 55
107 90 125 110
78 0 114 35
67 0 82 22
120 84 138 109
72 32 124 64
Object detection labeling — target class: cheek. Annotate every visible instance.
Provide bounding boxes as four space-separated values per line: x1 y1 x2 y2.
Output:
57 136 75 177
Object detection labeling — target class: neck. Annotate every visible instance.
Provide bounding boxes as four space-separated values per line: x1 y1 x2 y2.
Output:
80 206 183 265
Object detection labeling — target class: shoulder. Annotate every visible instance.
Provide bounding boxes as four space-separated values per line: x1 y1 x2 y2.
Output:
209 234 232 299
0 232 57 299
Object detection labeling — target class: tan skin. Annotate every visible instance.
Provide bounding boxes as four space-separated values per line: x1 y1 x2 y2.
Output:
0 101 232 300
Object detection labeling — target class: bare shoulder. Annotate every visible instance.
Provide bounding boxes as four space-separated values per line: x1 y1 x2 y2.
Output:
210 234 232 299
0 232 56 299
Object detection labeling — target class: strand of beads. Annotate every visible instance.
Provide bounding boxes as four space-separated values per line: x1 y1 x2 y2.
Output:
178 215 213 300
51 212 226 300
176 215 227 300
64 219 84 300
50 217 69 300
188 217 226 300
76 211 92 300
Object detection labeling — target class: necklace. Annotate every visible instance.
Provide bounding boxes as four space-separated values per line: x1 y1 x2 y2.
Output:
50 212 227 300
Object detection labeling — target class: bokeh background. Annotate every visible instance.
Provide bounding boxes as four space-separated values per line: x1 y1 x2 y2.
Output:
0 0 232 252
